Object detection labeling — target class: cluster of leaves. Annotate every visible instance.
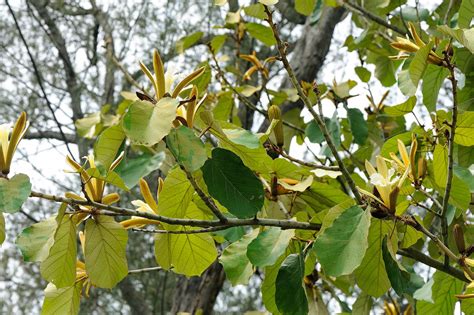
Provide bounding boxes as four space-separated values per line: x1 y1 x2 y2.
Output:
0 0 473 314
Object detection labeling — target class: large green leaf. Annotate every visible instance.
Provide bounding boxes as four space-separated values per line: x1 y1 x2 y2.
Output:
417 271 464 314
459 0 474 28
40 205 77 288
202 148 264 218
438 26 474 53
154 231 217 276
313 206 371 277
16 217 56 262
86 168 128 191
383 96 416 116
219 229 259 285
115 153 165 188
422 64 449 112
247 227 295 267
300 182 352 213
458 145 474 167
167 126 207 172
347 108 368 145
157 167 194 220
381 237 422 296
94 125 125 170
122 98 179 146
455 111 474 146
262 251 288 315
0 173 31 213
409 41 434 89
245 23 276 46
275 253 308 315
354 218 397 297
85 215 128 288
41 281 83 315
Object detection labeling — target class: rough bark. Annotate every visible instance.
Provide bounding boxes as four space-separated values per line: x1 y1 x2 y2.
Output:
171 261 226 315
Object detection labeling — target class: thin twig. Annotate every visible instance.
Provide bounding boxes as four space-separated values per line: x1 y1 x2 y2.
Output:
342 1 406 36
278 150 340 171
131 226 230 234
6 0 77 161
440 58 458 266
209 49 305 133
264 6 362 204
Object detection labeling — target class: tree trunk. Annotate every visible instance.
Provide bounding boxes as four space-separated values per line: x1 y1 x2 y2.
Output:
170 261 226 315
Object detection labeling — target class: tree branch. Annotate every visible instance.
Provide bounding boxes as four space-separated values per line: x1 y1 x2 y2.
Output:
398 248 467 282
29 190 321 231
342 1 407 36
24 131 77 143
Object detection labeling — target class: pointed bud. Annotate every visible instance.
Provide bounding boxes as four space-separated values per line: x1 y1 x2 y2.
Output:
388 186 400 214
454 224 466 254
417 157 427 180
268 105 284 147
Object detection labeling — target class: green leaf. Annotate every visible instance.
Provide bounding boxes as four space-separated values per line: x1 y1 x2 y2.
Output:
245 23 276 46
210 35 227 53
352 293 372 315
355 66 371 83
154 231 217 276
176 31 203 53
75 112 100 138
422 64 449 112
374 56 397 87
243 3 266 19
157 167 194 220
86 168 128 191
381 237 421 296
313 206 371 277
354 218 397 297
275 253 308 315
85 216 128 288
122 98 179 146
222 127 260 149
201 112 272 173
202 148 264 219
0 173 32 213
458 145 474 168
94 125 125 170
0 213 5 245
409 41 434 89
398 69 417 96
262 252 288 315
40 204 77 288
380 131 413 158
247 227 295 267
455 111 474 146
300 182 352 213
433 144 448 187
438 26 474 53
417 271 464 314
115 153 165 188
41 281 83 315
384 96 416 116
167 126 207 172
347 108 368 145
295 0 316 16
450 175 471 210
219 229 259 285
459 0 474 28
16 217 56 262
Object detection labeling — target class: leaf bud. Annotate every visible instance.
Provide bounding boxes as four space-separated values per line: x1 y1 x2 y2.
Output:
268 105 284 147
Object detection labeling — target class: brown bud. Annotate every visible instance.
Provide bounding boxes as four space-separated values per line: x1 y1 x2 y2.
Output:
268 105 284 147
454 224 466 254
388 186 400 214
